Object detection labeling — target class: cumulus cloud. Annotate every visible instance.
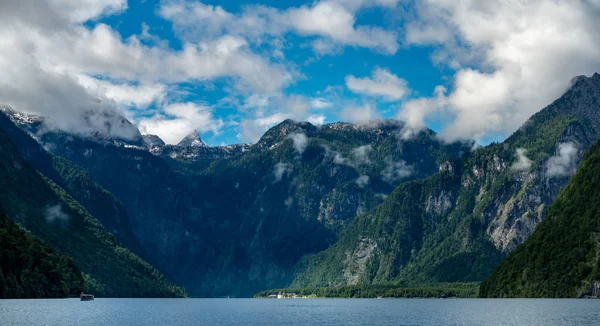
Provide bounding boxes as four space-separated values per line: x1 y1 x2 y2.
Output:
511 148 533 172
398 0 600 142
547 142 579 178
307 114 326 126
345 67 409 101
273 162 292 182
45 204 69 222
340 104 381 125
77 75 166 108
159 0 399 54
381 157 413 183
139 103 223 144
0 0 293 143
288 133 309 155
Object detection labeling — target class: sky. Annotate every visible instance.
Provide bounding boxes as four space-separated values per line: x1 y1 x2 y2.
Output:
1 0 600 146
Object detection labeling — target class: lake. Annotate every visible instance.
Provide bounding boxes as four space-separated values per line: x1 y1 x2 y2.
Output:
1 298 599 325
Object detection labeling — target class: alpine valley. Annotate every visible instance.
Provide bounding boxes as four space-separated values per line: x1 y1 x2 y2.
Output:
1 73 600 298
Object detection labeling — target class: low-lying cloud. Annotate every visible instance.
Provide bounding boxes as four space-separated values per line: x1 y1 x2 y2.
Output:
511 148 532 172
273 162 292 182
45 204 69 222
288 132 308 155
381 157 413 183
547 142 579 178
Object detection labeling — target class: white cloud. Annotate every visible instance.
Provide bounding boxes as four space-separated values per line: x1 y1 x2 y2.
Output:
237 113 290 143
237 94 333 143
547 142 579 178
288 133 309 155
399 0 600 142
351 145 372 165
45 204 69 222
77 75 166 107
307 114 326 126
511 148 532 172
0 0 294 143
355 175 370 187
49 0 127 23
340 104 381 125
346 67 409 101
273 162 292 182
397 85 446 139
310 98 333 109
139 103 223 144
159 0 399 55
381 157 413 183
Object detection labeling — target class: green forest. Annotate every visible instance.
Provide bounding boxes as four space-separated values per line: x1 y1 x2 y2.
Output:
0 210 83 298
255 283 479 298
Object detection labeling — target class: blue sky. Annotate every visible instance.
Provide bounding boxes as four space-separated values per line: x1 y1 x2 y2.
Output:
2 0 600 146
92 0 451 145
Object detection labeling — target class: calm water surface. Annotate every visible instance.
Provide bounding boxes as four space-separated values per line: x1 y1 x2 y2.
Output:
1 298 599 325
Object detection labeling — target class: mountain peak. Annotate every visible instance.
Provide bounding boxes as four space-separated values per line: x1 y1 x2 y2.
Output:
177 131 207 148
143 134 165 147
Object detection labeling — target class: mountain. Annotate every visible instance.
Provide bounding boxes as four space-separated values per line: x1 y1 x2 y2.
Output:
0 121 185 297
177 131 207 148
6 111 469 296
290 73 600 288
480 140 600 298
0 209 83 299
0 111 147 259
0 107 144 147
143 134 165 147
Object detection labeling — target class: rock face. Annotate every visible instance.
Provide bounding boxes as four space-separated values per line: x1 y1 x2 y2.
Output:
291 73 600 288
143 134 165 147
480 140 600 298
177 131 207 148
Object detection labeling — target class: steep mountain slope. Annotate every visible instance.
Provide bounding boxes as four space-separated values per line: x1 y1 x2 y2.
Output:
0 127 185 297
0 112 146 257
7 111 469 296
291 73 600 288
0 209 83 299
480 140 600 298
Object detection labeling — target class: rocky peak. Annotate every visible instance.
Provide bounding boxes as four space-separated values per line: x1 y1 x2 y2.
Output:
559 72 600 135
143 134 165 147
257 119 317 148
177 131 207 148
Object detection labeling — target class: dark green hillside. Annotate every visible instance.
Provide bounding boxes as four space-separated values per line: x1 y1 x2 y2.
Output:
0 112 146 258
0 128 185 297
480 140 600 298
0 210 83 298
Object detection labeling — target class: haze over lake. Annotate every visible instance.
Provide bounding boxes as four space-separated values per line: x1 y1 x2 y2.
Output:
2 299 599 326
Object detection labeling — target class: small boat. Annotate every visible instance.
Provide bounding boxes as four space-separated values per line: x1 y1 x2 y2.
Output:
80 292 94 301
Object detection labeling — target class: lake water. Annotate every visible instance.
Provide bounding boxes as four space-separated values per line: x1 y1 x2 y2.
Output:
1 298 599 325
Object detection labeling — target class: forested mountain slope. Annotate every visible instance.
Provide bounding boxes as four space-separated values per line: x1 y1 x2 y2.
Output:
291 73 600 288
0 127 185 297
0 209 83 299
480 140 600 298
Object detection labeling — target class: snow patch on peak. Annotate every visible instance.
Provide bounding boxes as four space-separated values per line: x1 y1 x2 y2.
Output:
177 131 207 148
